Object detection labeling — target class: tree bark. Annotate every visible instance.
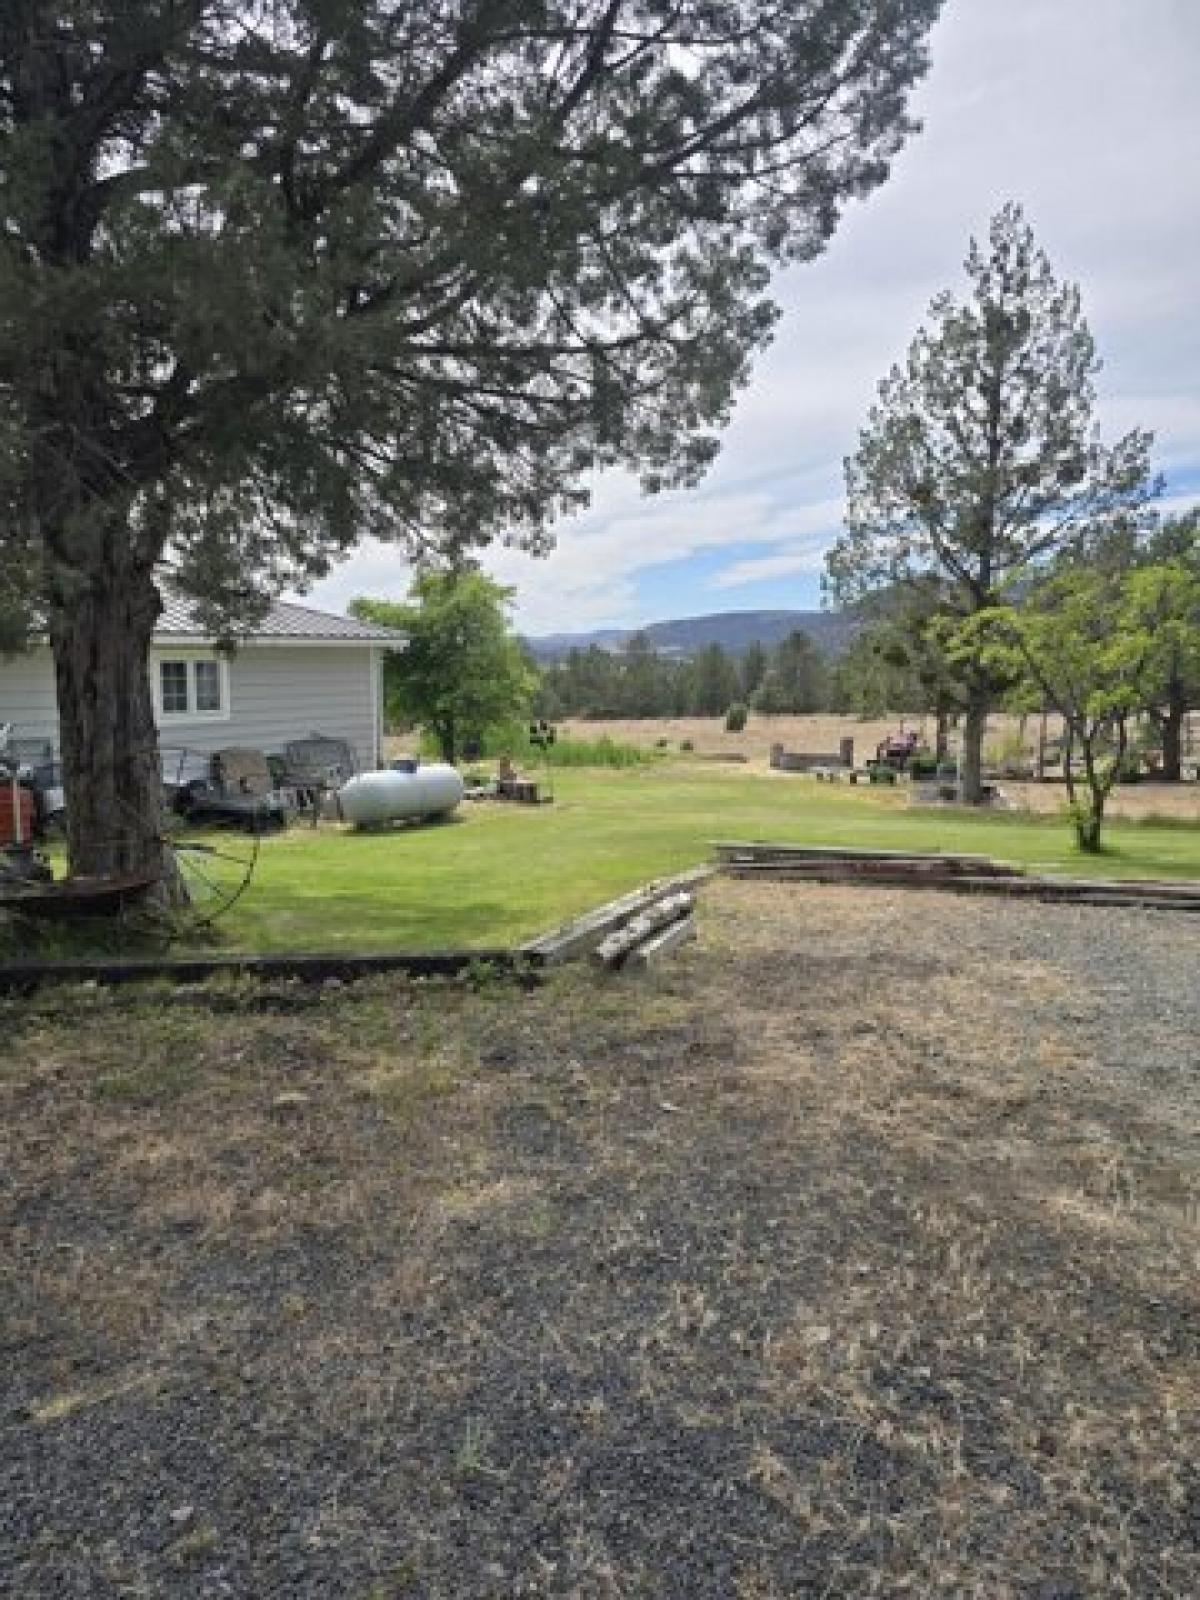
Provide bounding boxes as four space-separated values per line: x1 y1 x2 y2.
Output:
1158 690 1185 783
1073 717 1123 854
960 684 990 804
934 702 950 763
49 565 166 881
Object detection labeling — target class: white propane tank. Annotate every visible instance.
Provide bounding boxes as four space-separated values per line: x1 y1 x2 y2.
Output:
338 762 464 827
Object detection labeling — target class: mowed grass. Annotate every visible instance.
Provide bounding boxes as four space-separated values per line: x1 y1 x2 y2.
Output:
222 763 1200 952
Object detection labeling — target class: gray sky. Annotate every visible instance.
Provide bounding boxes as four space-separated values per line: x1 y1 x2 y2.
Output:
305 0 1200 635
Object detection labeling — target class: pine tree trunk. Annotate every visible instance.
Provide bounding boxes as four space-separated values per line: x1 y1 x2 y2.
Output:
960 686 989 804
49 566 166 882
1160 695 1185 783
934 704 950 762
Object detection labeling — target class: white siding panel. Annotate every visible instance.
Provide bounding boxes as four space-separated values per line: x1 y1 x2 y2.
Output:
0 648 59 752
0 644 379 768
157 646 378 765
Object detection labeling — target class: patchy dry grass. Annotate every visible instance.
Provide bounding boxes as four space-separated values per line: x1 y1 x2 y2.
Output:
2 886 1198 1597
563 713 1200 820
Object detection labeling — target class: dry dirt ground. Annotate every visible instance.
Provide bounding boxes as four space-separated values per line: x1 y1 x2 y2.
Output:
3 884 1199 1598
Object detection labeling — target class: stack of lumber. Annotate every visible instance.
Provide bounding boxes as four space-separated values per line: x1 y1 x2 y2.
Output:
520 867 710 969
590 890 696 970
714 842 1022 884
712 842 1200 912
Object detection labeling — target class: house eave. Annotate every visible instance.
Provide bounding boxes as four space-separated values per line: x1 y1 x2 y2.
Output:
19 633 405 651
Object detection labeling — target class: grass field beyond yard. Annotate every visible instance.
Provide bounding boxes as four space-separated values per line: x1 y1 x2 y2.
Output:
223 764 1200 952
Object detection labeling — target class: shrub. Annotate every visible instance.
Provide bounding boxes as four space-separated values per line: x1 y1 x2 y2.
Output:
418 721 652 767
724 702 748 732
540 736 652 768
680 738 695 752
985 731 1033 777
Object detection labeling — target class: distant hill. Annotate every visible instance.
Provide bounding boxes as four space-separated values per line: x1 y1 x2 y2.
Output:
525 609 860 661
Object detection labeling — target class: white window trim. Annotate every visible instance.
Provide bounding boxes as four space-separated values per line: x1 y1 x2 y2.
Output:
150 650 232 725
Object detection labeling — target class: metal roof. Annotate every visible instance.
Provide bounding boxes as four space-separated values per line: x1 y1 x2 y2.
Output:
156 594 405 644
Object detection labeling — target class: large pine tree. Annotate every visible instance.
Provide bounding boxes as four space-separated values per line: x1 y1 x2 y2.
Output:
826 205 1157 802
1 0 942 880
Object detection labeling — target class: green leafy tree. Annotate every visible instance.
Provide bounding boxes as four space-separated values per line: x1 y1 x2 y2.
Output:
826 204 1158 803
951 566 1194 852
0 0 942 882
1133 510 1200 780
352 572 534 763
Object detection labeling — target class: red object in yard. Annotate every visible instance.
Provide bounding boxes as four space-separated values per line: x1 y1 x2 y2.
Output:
0 784 35 846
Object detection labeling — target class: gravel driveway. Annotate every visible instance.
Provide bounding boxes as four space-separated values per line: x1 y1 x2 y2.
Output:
2 882 1198 1598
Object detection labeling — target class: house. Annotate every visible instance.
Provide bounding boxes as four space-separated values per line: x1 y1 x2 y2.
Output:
0 595 405 773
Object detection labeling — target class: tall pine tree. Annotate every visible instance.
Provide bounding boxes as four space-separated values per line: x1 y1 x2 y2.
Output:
826 205 1157 802
1 0 942 880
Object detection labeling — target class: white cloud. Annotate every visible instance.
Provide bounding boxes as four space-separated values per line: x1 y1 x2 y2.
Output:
304 0 1200 633
485 484 839 633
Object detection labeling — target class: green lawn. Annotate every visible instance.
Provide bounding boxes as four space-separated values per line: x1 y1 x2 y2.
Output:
220 764 1200 953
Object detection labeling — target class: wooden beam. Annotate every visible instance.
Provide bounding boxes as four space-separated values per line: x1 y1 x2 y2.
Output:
591 892 694 968
625 915 697 968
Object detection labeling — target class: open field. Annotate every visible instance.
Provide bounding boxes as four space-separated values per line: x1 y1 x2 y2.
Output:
217 765 1200 951
557 710 1076 763
559 714 1200 813
1003 778 1200 820
3 880 1198 1596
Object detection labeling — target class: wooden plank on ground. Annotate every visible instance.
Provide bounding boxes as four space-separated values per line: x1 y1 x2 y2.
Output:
722 856 1022 880
0 947 533 995
722 865 1200 912
591 892 694 968
625 915 697 969
520 866 714 966
711 841 1011 870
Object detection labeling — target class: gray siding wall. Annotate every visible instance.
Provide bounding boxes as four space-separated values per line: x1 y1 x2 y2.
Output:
0 644 380 768
0 649 59 755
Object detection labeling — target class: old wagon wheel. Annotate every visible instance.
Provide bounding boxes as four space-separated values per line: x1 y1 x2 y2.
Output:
69 754 265 940
163 823 261 932
9 745 268 942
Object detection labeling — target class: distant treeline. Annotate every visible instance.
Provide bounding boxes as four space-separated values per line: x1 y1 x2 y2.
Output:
531 628 923 720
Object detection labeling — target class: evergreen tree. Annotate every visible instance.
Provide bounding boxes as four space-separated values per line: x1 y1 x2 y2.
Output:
827 627 921 718
753 629 826 712
740 640 769 700
690 643 740 716
0 0 942 881
826 205 1157 803
618 633 671 718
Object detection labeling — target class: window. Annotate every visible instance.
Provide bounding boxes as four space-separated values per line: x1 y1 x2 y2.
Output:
160 660 190 714
156 656 229 721
193 659 222 713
